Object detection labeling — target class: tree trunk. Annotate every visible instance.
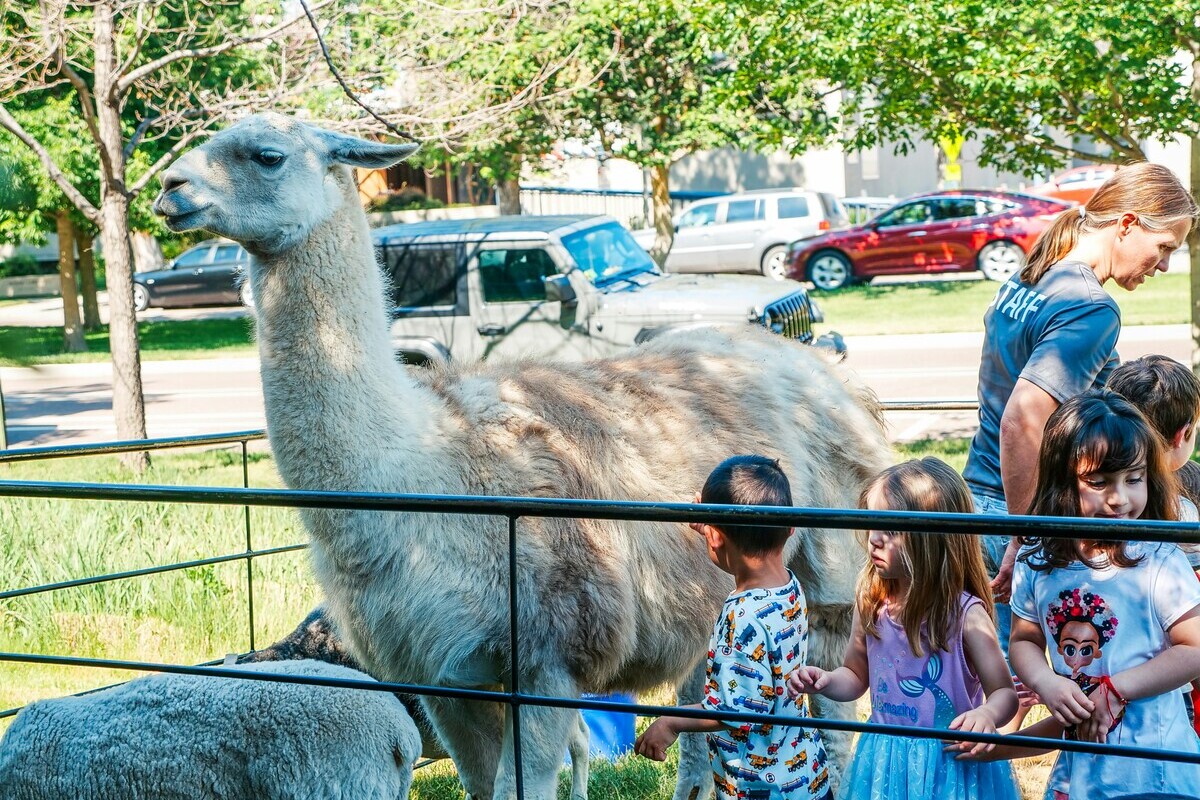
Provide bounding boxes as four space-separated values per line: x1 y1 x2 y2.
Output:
648 163 674 269
95 0 149 470
497 176 522 215
56 211 87 352
130 230 164 273
76 224 101 331
0 378 7 450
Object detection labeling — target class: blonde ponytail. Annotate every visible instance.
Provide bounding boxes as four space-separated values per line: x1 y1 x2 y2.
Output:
1020 162 1198 285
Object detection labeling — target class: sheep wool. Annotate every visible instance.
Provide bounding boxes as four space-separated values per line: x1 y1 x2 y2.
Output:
0 659 421 800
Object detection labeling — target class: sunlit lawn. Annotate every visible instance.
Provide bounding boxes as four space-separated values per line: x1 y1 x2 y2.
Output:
0 317 257 365
813 271 1188 337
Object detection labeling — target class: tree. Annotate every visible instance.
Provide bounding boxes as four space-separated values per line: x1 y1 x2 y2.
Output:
751 0 1200 363
0 0 328 468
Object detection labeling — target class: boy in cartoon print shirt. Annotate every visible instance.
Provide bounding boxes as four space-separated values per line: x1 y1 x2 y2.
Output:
701 580 831 800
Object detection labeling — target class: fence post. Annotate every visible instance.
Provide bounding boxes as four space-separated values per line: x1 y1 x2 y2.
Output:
242 440 255 651
509 514 524 799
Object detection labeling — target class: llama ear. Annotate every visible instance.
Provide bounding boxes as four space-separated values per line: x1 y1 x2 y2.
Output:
317 130 419 169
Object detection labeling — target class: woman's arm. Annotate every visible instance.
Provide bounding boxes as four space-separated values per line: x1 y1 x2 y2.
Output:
947 602 1019 754
998 378 1060 518
787 607 870 702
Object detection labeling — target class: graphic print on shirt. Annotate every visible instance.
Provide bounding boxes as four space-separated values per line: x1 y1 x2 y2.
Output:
704 575 828 799
988 278 1048 323
897 652 957 728
1045 588 1118 691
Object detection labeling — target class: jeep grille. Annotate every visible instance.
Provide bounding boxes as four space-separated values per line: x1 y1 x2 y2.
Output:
760 291 814 342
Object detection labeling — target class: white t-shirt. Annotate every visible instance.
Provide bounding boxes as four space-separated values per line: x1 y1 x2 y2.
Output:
1180 496 1200 568
1011 541 1200 799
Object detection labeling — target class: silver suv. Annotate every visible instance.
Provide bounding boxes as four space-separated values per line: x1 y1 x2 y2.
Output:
631 189 849 280
373 215 835 365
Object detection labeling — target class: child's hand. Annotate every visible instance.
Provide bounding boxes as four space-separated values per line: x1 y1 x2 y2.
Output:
634 718 679 762
1075 683 1124 743
1038 674 1095 727
786 666 829 698
943 707 998 758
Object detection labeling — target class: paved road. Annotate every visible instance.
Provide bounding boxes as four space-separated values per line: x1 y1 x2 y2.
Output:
2 322 1191 449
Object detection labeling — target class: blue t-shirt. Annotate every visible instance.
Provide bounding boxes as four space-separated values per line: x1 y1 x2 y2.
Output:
964 261 1120 498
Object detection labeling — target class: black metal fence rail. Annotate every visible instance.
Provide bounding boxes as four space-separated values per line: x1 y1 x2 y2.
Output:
3 419 1200 792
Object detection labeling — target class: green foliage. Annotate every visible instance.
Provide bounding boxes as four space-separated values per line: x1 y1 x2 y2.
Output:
733 0 1200 174
369 188 446 212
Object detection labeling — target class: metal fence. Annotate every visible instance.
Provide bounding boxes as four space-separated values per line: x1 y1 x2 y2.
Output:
3 411 1200 794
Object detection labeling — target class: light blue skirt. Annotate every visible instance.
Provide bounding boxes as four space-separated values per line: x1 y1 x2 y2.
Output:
840 732 1020 800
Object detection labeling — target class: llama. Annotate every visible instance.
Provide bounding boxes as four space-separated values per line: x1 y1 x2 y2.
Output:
153 113 892 800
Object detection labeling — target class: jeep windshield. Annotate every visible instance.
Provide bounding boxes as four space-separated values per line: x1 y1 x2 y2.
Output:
560 221 659 286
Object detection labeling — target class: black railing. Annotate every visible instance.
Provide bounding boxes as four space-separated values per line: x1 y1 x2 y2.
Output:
3 418 1200 792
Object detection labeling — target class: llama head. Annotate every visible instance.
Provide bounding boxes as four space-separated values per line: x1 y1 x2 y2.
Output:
153 113 418 254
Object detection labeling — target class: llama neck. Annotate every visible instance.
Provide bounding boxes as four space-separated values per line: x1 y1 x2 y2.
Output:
250 167 445 491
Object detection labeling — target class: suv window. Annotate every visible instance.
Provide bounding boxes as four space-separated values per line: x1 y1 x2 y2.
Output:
479 248 558 303
561 221 657 284
777 196 811 219
174 246 211 268
726 199 764 223
816 193 848 227
875 201 933 227
383 243 459 309
678 203 718 228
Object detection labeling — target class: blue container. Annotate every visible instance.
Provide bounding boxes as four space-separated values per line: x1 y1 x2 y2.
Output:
570 692 637 762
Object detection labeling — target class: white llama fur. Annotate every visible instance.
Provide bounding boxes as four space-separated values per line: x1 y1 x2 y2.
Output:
153 113 892 800
0 660 422 800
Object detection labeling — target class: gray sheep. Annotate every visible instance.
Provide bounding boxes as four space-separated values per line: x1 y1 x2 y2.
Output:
0 659 421 800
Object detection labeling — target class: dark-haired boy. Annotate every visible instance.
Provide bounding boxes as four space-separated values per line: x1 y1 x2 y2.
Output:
634 455 831 800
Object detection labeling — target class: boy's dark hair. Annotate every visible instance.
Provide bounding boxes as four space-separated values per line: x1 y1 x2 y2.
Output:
1107 355 1200 442
700 455 792 555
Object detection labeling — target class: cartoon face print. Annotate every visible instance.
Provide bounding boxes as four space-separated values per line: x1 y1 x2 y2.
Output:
1045 588 1118 678
1057 619 1103 675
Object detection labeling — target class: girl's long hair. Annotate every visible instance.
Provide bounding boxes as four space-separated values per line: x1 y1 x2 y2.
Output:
1022 162 1197 285
858 457 995 656
1020 389 1180 571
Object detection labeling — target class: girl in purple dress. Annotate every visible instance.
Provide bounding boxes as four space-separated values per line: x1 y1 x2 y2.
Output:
787 458 1020 799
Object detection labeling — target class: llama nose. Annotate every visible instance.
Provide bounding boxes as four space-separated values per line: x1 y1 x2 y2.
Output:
160 173 189 194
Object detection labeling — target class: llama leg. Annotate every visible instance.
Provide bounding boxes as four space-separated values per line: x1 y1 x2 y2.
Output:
672 661 715 800
420 695 505 800
567 711 590 800
493 671 581 800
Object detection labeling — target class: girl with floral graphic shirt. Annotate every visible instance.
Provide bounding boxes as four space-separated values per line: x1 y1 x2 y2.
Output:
1009 390 1200 799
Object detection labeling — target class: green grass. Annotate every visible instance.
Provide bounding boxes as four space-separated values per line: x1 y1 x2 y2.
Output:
0 317 256 365
812 271 1189 337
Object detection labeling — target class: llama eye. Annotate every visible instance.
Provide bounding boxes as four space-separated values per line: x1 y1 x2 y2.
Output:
255 150 285 167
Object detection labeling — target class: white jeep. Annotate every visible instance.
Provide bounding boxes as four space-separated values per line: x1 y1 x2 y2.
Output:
373 215 840 365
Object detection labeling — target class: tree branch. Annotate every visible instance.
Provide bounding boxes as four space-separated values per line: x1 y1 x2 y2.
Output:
115 0 337 96
58 61 106 158
0 102 101 225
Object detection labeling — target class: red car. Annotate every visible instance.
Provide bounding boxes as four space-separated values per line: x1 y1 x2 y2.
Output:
786 190 1072 291
1028 165 1116 205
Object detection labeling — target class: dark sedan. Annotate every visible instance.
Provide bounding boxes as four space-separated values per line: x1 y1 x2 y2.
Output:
133 240 252 310
786 191 1072 290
